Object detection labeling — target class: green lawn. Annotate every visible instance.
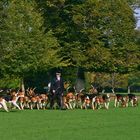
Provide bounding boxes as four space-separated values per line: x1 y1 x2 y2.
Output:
0 105 140 140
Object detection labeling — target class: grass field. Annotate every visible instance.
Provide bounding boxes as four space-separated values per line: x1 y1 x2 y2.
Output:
0 104 140 140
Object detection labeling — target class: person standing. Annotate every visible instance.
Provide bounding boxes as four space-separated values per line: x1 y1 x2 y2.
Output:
50 71 64 109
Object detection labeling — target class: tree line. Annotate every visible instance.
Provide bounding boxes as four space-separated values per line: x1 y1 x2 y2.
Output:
0 0 140 92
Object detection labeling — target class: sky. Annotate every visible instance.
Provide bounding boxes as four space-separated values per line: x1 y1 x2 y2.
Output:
134 8 140 29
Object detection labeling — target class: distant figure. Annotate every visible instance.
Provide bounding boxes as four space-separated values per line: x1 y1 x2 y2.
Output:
50 71 64 109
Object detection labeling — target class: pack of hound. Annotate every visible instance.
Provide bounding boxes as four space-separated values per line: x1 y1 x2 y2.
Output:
0 88 138 112
0 88 49 112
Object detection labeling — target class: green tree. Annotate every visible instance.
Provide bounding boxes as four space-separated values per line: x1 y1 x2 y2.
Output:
36 0 139 73
0 0 67 88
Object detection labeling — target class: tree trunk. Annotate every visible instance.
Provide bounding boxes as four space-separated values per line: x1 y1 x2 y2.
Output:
21 78 25 93
128 86 131 94
74 67 85 93
111 73 115 93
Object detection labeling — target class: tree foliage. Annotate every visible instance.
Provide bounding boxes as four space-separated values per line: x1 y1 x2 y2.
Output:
0 0 140 89
36 0 139 73
0 0 67 80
